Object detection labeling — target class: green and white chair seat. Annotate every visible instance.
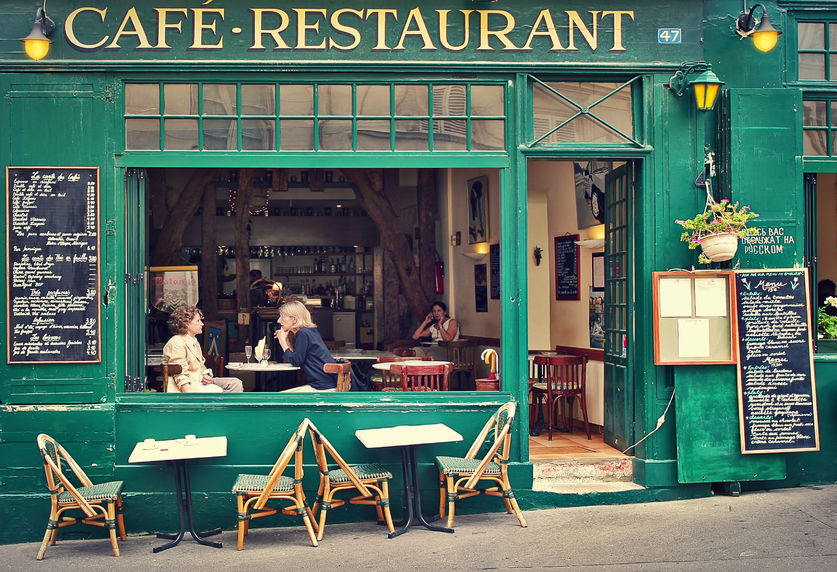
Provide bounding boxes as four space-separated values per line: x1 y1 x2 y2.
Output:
57 481 124 504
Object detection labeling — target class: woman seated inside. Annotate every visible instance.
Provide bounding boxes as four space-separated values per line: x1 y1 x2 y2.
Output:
275 300 339 392
163 305 243 393
411 301 459 360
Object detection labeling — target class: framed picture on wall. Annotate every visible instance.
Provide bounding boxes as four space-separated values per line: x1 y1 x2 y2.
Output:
592 252 605 292
475 264 488 312
490 243 500 299
467 176 488 244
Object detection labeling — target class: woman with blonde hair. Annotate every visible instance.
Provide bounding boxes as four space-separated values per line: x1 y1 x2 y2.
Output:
275 300 338 392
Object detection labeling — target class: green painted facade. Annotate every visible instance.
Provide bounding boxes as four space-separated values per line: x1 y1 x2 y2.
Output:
1 0 836 545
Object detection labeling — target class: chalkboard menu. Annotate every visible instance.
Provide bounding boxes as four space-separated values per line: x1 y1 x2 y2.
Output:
489 243 500 299
734 269 819 453
554 235 580 300
6 167 101 363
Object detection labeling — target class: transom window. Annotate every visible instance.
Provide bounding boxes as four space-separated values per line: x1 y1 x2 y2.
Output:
124 82 506 152
797 21 837 81
528 76 638 147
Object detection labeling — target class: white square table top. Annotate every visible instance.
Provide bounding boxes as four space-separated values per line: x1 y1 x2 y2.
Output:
226 362 300 372
128 436 227 464
356 423 463 449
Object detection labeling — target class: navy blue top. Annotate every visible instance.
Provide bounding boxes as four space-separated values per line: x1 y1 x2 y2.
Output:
281 327 337 390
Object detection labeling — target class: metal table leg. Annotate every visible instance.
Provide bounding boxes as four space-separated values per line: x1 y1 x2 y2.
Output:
388 445 454 538
153 460 222 552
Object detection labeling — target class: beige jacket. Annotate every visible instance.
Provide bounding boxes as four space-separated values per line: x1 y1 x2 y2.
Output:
162 334 211 392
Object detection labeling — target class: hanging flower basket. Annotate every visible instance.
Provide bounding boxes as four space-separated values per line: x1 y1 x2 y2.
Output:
699 233 739 262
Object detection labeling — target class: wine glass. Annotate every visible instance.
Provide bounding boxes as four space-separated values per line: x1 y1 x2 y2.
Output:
262 347 271 364
244 344 252 364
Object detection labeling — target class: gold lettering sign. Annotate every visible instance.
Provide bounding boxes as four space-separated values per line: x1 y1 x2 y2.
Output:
64 6 635 55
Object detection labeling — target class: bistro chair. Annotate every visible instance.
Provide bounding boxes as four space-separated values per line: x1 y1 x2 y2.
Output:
435 402 527 529
531 355 591 440
375 356 432 391
307 421 396 540
324 361 352 392
231 419 319 550
161 363 183 393
204 353 225 378
392 362 452 391
443 339 478 390
324 339 346 351
35 433 127 560
527 351 552 435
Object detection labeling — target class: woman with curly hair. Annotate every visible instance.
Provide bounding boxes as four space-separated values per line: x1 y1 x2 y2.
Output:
163 305 243 393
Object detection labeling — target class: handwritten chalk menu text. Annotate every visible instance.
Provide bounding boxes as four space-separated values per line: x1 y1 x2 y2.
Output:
6 167 101 363
734 269 819 453
554 235 580 300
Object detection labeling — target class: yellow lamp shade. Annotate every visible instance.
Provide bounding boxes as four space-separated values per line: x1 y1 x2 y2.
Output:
690 69 724 111
752 29 780 53
23 37 51 61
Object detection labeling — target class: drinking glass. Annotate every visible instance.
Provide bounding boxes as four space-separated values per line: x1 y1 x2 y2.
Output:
244 345 252 364
262 348 271 364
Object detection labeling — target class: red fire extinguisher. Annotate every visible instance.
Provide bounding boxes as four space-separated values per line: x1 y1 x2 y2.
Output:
435 255 445 294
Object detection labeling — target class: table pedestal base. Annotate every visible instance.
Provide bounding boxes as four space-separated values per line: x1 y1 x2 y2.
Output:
389 445 454 538
153 460 222 553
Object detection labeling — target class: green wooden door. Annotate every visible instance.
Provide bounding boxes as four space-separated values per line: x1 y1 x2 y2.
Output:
124 169 146 392
603 163 634 450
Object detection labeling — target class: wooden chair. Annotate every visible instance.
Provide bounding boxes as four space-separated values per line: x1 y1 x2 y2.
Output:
204 354 225 378
324 361 352 392
307 421 395 540
435 402 527 529
531 355 591 440
375 356 432 391
443 339 478 390
324 339 346 351
391 362 452 391
35 434 127 560
231 419 319 550
161 363 183 393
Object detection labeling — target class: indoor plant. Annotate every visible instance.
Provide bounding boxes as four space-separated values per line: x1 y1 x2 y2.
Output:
818 296 837 339
675 199 759 264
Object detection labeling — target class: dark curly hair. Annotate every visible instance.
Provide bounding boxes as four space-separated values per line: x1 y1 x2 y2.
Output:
167 305 203 335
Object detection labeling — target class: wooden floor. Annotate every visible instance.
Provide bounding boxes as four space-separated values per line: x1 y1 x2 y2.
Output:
529 430 627 461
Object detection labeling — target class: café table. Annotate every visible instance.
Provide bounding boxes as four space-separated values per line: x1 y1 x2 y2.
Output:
332 349 398 361
226 362 300 391
128 436 227 552
371 360 451 371
355 423 463 538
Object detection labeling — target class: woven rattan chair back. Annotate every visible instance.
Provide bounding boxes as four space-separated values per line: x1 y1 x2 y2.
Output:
375 356 432 391
35 434 127 560
323 361 352 392
307 421 395 539
392 362 452 391
532 354 590 439
434 401 527 529
231 419 319 549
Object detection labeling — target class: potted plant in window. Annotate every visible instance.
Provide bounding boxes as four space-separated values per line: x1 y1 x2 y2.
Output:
675 199 759 264
817 296 837 352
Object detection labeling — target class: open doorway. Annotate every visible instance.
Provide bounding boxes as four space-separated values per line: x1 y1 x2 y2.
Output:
526 158 636 478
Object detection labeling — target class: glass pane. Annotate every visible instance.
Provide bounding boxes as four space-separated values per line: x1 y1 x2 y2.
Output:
242 85 275 116
280 119 314 149
164 84 198 115
799 53 826 80
831 54 837 82
125 118 159 149
471 85 505 116
203 84 236 115
319 84 352 116
204 118 237 150
242 119 275 150
395 85 428 116
799 22 825 50
280 85 314 116
319 119 353 150
357 85 390 116
395 119 428 150
471 119 505 150
432 85 466 116
125 84 159 115
357 120 391 150
804 129 828 155
804 100 826 126
164 118 198 149
533 82 632 143
433 119 467 150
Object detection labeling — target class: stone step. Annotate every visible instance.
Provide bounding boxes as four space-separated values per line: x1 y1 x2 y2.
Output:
532 457 633 483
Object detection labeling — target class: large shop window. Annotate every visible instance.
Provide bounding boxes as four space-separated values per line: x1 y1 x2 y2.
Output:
124 82 506 152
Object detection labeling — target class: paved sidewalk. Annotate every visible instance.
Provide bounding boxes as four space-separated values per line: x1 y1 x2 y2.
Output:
2 485 835 571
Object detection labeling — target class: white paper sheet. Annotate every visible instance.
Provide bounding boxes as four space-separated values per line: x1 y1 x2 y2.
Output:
694 277 727 317
678 319 710 358
658 278 693 317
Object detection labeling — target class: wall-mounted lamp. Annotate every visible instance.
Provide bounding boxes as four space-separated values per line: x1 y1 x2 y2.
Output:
462 252 487 262
736 2 782 53
21 1 55 61
574 239 605 249
667 61 725 112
